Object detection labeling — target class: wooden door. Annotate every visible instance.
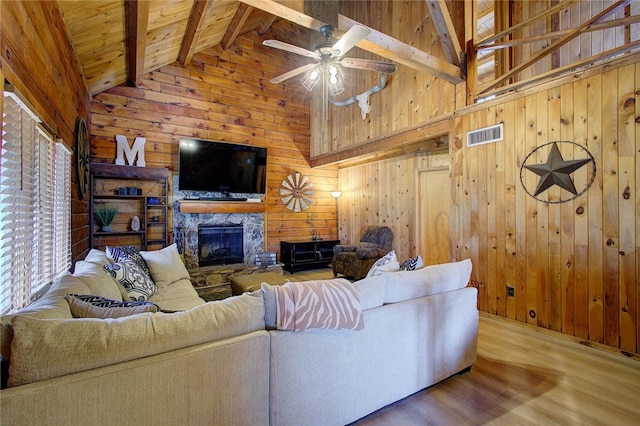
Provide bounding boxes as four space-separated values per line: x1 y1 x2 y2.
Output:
417 167 451 265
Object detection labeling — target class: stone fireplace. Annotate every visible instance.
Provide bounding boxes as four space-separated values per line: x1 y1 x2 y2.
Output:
172 177 265 271
198 224 243 266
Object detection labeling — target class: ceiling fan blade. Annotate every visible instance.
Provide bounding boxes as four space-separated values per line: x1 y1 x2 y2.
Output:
330 25 371 58
340 58 397 74
270 63 318 84
263 40 321 59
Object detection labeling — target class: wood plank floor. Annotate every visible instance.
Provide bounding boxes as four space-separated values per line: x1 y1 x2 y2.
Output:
349 314 640 425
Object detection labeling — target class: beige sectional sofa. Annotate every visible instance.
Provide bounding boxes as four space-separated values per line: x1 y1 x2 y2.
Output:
0 245 478 426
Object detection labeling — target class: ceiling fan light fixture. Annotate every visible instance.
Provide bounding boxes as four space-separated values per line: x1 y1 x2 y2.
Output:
301 66 321 91
327 64 345 96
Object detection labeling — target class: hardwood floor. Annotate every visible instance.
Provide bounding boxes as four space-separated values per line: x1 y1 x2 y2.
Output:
350 314 640 425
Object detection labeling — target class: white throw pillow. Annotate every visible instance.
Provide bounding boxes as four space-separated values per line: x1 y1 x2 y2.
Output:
366 250 400 278
83 249 110 267
140 244 190 288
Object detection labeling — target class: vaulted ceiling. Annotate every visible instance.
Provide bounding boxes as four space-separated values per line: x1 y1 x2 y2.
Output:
58 0 467 97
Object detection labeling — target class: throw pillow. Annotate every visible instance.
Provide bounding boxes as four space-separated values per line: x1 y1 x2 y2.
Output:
83 248 110 267
366 250 400 278
140 243 190 288
400 255 424 271
103 261 158 301
106 245 151 276
65 295 158 318
67 260 126 301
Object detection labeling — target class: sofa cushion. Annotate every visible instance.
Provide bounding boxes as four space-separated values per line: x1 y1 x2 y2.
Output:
106 245 151 276
147 278 205 311
103 261 157 301
65 295 159 318
140 244 190 288
366 250 400 278
351 274 386 310
0 293 73 364
8 293 265 387
384 258 472 304
63 261 125 301
261 283 277 329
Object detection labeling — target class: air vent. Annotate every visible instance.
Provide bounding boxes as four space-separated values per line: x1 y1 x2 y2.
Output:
466 123 503 147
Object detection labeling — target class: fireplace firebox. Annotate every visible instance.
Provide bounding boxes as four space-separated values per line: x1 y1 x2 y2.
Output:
198 224 244 266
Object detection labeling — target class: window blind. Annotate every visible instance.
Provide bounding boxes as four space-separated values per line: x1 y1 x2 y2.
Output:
0 92 71 314
53 142 72 277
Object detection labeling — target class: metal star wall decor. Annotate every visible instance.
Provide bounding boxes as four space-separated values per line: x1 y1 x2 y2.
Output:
520 141 596 204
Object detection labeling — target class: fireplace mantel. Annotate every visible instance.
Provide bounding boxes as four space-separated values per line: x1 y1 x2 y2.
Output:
178 200 266 214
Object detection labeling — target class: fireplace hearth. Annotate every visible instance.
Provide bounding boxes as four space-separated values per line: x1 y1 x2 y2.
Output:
198 224 244 267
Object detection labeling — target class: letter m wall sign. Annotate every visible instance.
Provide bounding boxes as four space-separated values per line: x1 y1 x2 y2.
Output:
115 135 146 167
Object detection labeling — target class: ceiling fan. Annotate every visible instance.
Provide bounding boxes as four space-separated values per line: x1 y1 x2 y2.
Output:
263 24 397 96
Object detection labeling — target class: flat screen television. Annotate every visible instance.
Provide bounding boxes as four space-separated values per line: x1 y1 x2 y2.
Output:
178 138 267 195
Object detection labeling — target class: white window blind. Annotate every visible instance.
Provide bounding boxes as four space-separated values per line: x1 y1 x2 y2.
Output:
0 92 71 314
53 142 72 277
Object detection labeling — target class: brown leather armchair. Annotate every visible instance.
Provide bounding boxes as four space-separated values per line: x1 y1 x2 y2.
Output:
332 226 394 280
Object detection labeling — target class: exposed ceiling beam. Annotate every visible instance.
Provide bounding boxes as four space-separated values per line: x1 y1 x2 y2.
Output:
125 0 149 86
257 15 278 35
178 0 212 66
222 3 255 50
240 0 324 31
426 0 463 66
310 117 450 168
339 15 463 84
479 0 633 94
240 0 462 83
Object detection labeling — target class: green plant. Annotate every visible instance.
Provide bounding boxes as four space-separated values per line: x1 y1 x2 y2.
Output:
95 204 119 227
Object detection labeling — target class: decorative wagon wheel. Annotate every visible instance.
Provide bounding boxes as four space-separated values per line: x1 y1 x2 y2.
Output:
74 117 90 200
280 172 314 212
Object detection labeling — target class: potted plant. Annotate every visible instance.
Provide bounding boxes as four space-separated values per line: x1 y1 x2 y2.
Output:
95 204 119 232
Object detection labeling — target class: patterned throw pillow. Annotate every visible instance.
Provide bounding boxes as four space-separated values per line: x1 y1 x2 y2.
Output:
103 261 158 301
366 250 400 278
400 255 424 271
65 295 158 318
106 245 151 276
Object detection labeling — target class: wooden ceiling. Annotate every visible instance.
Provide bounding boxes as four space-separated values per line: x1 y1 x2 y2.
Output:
58 0 465 97
58 0 288 96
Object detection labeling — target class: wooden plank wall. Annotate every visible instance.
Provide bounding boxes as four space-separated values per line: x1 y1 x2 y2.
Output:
450 57 639 355
336 150 449 263
0 1 91 262
309 0 457 157
90 20 338 256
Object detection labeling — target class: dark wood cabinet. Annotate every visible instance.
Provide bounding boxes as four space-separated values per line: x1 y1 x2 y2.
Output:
90 163 169 251
280 240 340 273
